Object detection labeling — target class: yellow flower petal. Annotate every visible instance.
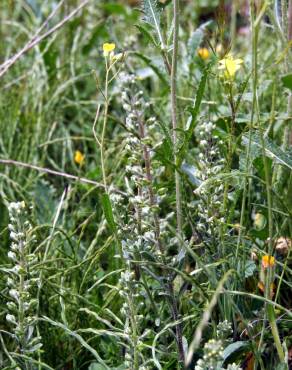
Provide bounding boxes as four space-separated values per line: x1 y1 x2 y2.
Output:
103 42 116 57
218 54 243 79
198 47 210 60
261 255 275 269
74 150 85 165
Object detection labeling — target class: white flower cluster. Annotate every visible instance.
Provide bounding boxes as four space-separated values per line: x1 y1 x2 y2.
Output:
195 339 242 370
6 201 42 355
195 339 224 370
217 320 233 340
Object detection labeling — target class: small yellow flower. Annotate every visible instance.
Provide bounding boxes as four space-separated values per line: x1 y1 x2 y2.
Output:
198 47 210 60
74 150 85 166
261 255 275 269
103 42 116 57
218 54 243 80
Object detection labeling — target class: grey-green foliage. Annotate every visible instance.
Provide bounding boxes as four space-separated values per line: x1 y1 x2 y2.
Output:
142 0 164 45
6 202 42 359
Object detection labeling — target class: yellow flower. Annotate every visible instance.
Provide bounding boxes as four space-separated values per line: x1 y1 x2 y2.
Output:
261 255 275 269
74 150 85 165
198 47 210 60
103 42 116 57
218 54 243 79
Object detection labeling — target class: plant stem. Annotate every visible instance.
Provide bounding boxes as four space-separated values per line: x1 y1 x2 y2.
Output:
283 0 292 150
267 303 285 362
170 1 185 365
171 0 182 236
101 64 110 192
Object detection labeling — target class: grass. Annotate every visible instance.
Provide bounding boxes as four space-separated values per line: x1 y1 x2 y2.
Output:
0 0 292 369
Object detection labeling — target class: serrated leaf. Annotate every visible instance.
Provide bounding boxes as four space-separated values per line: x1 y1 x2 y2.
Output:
101 193 117 234
281 73 292 91
142 0 164 45
242 132 292 170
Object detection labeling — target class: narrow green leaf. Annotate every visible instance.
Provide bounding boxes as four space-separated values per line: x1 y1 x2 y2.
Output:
101 193 117 234
41 316 109 368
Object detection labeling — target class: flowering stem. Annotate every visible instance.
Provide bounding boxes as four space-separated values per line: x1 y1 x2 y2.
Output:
137 113 185 365
170 0 185 365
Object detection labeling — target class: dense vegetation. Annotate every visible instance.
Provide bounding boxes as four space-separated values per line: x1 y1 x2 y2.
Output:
0 1 292 369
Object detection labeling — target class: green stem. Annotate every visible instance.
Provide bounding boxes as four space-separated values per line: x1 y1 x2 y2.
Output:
171 0 182 236
267 304 285 362
101 63 110 192
171 1 185 366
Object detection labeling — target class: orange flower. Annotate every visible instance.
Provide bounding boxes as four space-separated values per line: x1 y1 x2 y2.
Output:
261 255 275 269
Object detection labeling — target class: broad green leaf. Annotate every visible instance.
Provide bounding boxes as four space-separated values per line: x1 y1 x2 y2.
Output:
281 73 292 91
242 132 292 171
101 193 117 234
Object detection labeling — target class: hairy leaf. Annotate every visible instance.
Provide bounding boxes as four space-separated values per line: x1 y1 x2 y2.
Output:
142 0 164 45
